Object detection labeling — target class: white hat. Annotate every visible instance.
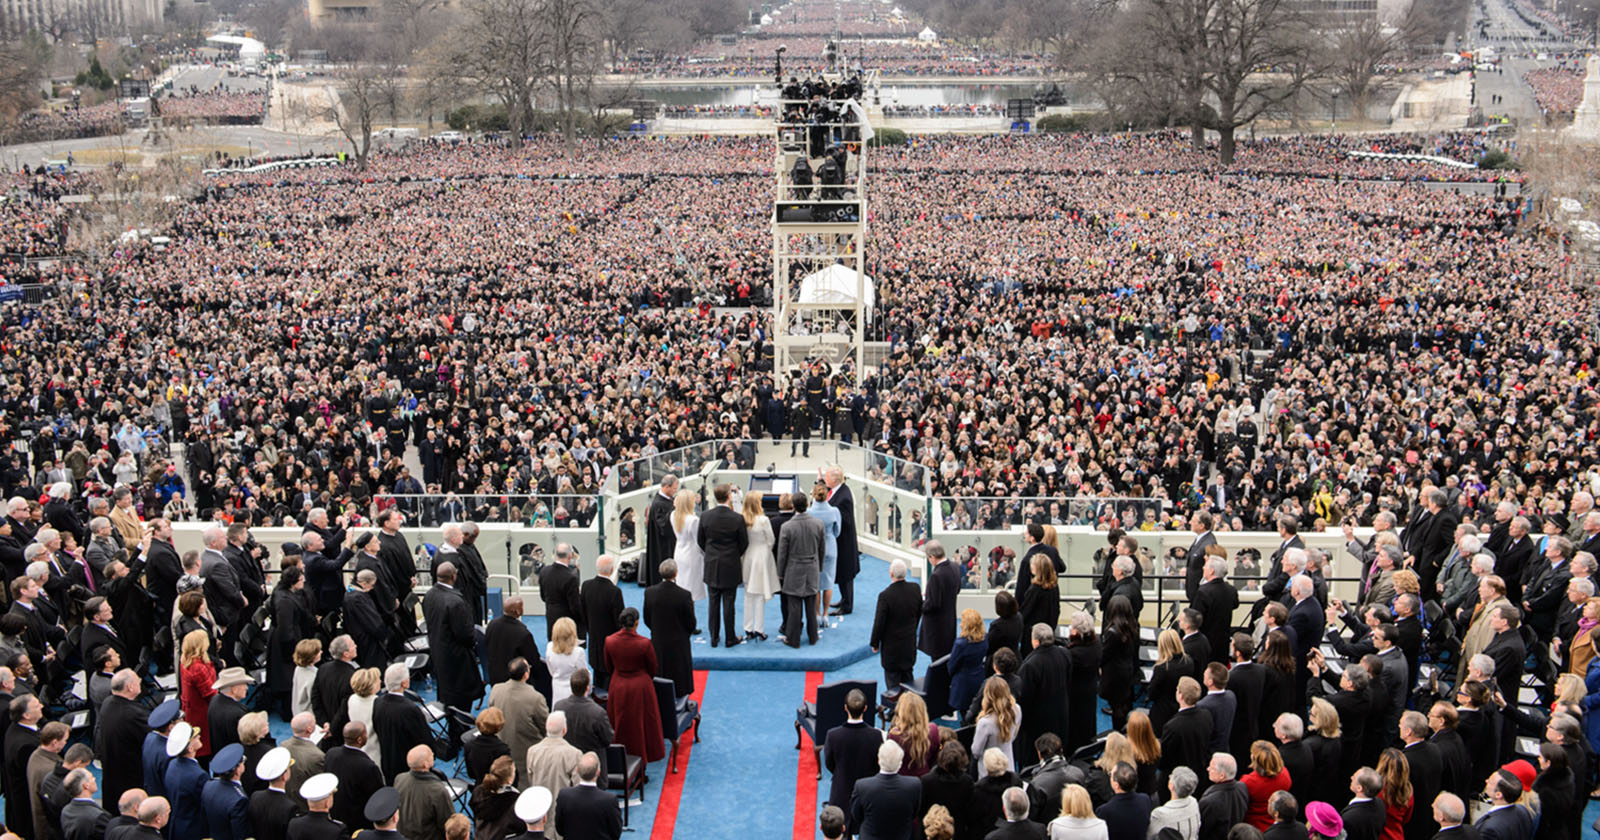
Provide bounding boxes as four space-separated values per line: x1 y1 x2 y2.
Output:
164 722 195 757
515 786 553 823
256 746 294 781
300 772 338 802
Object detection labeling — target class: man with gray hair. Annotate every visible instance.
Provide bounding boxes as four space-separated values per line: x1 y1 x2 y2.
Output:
919 540 960 660
1344 510 1398 578
553 751 622 840
60 766 108 840
869 558 921 691
1198 753 1247 840
1272 712 1312 805
1193 556 1237 666
43 481 84 545
848 740 921 840
84 516 119 586
525 709 581 836
310 635 359 731
580 555 625 690
342 568 389 670
1286 575 1324 696
1430 792 1469 840
372 663 440 784
1148 766 1200 840
642 474 680 589
300 530 349 617
539 542 585 641
1404 486 1459 600
199 527 245 653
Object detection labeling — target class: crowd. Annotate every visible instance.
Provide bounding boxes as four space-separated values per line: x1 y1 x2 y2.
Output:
3 105 126 146
1523 69 1583 117
155 91 269 125
883 104 1006 118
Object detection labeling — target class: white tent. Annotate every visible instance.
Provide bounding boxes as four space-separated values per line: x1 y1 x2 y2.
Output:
798 264 875 311
917 26 938 42
206 34 267 63
760 14 773 24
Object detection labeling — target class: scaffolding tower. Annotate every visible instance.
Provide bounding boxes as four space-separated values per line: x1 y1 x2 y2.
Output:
770 69 877 387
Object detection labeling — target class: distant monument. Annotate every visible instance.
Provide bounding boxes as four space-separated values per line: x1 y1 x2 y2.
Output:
1571 53 1600 141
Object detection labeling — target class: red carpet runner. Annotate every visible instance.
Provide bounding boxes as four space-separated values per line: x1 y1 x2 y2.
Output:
793 671 826 840
650 669 710 840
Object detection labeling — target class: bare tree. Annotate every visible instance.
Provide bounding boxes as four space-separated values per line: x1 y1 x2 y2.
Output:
450 0 543 144
1327 17 1402 116
324 66 383 168
0 38 48 128
1203 0 1315 163
541 0 603 151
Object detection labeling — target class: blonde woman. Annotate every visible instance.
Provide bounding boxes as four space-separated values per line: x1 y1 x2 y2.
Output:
1090 731 1138 799
923 804 957 840
347 667 382 768
1148 628 1194 731
741 492 778 641
970 677 1023 771
178 629 217 758
889 692 940 777
547 616 586 706
237 712 274 794
948 609 988 713
1048 783 1109 840
291 638 323 718
1304 697 1344 805
671 490 706 601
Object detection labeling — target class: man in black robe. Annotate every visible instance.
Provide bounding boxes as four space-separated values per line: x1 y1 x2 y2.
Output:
643 560 696 697
642 476 679 588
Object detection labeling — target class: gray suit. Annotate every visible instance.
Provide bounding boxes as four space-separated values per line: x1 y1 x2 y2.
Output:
776 510 825 646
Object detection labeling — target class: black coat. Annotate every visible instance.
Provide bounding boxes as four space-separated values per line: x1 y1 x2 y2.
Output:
373 693 437 783
341 588 390 670
324 745 383 831
302 550 348 615
579 576 625 679
1342 799 1388 840
81 621 130 670
1482 630 1526 701
1185 532 1218 601
642 581 695 697
1194 578 1240 664
247 788 301 840
986 615 1023 672
537 563 584 640
1065 638 1102 755
830 484 859 584
1015 544 1064 607
1158 705 1213 776
352 551 398 616
207 693 250 755
483 615 551 701
1197 780 1248 840
96 694 149 808
553 783 624 840
1099 577 1144 617
870 580 921 673
919 560 960 659
1278 738 1315 809
268 587 318 688
1402 739 1444 840
375 531 414 605
850 771 922 840
1225 661 1267 755
1430 729 1472 799
697 505 749 590
422 584 480 707
1148 656 1196 732
1098 626 1140 707
6 722 40 834
1016 641 1071 765
145 540 184 607
1431 826 1481 840
825 720 884 820
1018 586 1059 642
1097 791 1152 840
642 491 676 588
921 766 976 840
462 733 511 784
309 660 357 731
1532 768 1575 840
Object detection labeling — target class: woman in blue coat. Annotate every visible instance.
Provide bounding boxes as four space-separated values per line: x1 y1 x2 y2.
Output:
948 609 989 714
810 484 842 627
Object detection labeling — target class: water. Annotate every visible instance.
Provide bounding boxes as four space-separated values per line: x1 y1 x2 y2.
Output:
645 83 1069 108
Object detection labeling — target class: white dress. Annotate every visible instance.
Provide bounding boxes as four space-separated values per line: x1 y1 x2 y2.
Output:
347 693 381 768
673 514 707 601
743 516 779 599
546 641 587 707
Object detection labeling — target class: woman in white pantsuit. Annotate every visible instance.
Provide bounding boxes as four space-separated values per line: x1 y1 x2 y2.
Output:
672 489 707 600
740 492 779 640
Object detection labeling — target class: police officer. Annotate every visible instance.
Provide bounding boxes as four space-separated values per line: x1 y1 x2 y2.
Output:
353 787 403 840
201 743 251 840
286 773 345 840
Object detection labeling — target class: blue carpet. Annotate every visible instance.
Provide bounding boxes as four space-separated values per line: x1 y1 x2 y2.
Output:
670 671 807 839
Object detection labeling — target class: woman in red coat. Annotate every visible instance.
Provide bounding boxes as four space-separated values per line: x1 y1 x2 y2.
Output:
178 628 217 757
604 608 666 763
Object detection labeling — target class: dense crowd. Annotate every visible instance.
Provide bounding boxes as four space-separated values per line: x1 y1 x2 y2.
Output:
156 91 268 125
3 104 126 145
1524 69 1584 117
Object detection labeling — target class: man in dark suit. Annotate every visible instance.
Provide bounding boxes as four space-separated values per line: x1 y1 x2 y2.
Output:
1099 556 1143 617
422 563 479 753
1196 754 1248 840
1193 558 1238 665
199 528 247 663
1399 712 1443 840
537 544 585 642
1482 606 1526 700
1184 510 1218 602
80 596 131 669
697 483 749 649
309 640 358 733
1196 664 1236 754
1015 524 1064 606
1309 654 1371 771
1097 762 1152 840
1274 713 1315 810
324 722 384 832
580 556 626 690
484 597 551 700
1258 517 1306 607
1158 678 1214 777
1523 536 1572 679
823 468 859 615
824 691 883 828
60 767 112 840
1427 703 1472 798
144 519 183 611
1225 634 1267 759
1473 771 1532 840
849 740 922 840
986 787 1045 840
642 475 679 589
224 523 268 625
4 693 42 835
300 532 349 618
1404 488 1460 600
643 560 697 697
1017 624 1072 767
201 743 251 840
372 668 441 784
1180 608 1213 667
1286 575 1325 697
776 493 825 647
553 752 623 840
96 669 148 808
1342 768 1388 840
207 668 255 755
553 670 615 759
919 542 960 661
1429 793 1480 840
870 560 921 691
342 569 391 670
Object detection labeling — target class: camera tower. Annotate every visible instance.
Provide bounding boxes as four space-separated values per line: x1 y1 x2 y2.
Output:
770 69 876 387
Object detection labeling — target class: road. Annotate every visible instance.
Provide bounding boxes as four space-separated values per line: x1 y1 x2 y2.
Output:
166 65 269 97
1463 0 1583 123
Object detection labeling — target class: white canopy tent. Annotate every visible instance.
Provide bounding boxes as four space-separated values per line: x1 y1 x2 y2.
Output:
917 26 938 42
798 264 875 312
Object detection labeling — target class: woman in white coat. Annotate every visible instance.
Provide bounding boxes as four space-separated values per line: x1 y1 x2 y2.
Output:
672 489 707 600
740 492 779 641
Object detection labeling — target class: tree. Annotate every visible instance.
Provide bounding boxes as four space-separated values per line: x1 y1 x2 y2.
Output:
1201 0 1315 163
541 0 603 151
0 38 47 129
1327 17 1401 116
325 66 382 168
449 0 543 143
